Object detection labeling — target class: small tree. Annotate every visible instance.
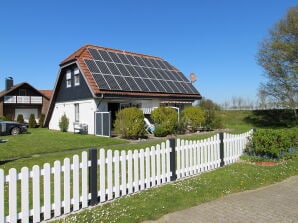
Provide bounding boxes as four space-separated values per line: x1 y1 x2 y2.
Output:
199 98 223 129
16 114 25 123
39 113 45 127
257 6 298 121
28 114 37 128
59 113 69 132
181 106 205 132
151 107 178 136
114 107 145 139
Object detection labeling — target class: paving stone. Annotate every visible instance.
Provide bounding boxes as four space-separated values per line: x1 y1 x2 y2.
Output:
143 176 298 223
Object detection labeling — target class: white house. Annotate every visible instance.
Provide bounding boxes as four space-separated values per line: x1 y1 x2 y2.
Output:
45 44 202 136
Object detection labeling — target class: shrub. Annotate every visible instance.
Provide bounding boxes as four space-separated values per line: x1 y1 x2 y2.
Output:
154 124 172 137
5 114 13 121
199 98 223 129
39 113 45 127
245 129 297 160
151 107 178 136
181 106 205 132
16 114 25 123
114 107 145 139
28 114 37 128
59 113 69 132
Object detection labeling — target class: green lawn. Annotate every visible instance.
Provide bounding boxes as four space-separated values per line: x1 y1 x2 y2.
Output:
0 128 126 161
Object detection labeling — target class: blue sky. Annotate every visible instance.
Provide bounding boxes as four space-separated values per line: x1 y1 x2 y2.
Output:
0 0 296 105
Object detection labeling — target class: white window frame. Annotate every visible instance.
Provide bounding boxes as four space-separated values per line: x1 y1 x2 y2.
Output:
74 103 79 122
74 68 80 86
66 70 72 88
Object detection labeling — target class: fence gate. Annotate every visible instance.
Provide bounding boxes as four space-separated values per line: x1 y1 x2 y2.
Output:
95 112 111 137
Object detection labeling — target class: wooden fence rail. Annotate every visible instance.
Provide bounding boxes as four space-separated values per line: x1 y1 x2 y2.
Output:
0 129 253 223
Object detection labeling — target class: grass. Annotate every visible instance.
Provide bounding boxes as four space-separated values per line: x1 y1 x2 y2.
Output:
0 128 126 161
51 154 298 223
217 110 254 132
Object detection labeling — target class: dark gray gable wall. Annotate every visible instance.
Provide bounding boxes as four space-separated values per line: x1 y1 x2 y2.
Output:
56 65 93 102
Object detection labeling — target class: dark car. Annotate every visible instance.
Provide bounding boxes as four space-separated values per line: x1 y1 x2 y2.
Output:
0 120 28 135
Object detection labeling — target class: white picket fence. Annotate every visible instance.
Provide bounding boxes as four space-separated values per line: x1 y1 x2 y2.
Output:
0 130 253 223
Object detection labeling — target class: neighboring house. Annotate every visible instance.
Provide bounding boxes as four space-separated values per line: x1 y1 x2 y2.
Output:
0 77 52 123
45 44 202 136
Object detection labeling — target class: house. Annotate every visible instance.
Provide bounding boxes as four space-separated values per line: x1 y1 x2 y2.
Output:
45 44 202 136
0 77 52 123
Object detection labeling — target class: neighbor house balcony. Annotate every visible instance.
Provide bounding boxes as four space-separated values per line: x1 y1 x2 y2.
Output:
4 96 43 104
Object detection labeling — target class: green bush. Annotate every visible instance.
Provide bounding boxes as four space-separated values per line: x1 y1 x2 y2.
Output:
16 114 25 123
39 113 45 127
154 124 170 137
29 114 37 128
114 107 145 139
151 107 178 136
245 129 297 159
5 114 13 121
199 98 223 129
181 106 205 132
59 114 69 132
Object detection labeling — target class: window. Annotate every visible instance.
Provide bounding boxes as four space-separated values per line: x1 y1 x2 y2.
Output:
74 68 80 86
66 70 72 88
74 103 79 122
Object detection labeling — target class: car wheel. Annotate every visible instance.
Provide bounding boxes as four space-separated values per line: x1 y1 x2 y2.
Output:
11 127 20 135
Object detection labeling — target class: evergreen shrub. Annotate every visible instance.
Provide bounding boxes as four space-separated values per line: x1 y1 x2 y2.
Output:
114 107 145 139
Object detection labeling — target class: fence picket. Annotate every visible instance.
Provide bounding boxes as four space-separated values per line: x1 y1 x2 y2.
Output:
133 150 139 192
121 150 127 196
32 165 41 223
0 169 4 223
63 158 71 214
156 145 161 186
139 149 145 190
21 167 29 223
145 148 150 188
114 150 120 198
151 146 156 187
99 149 106 202
127 150 133 194
107 150 113 200
43 163 51 220
161 143 166 184
73 155 80 211
9 168 17 223
166 140 171 182
176 139 181 179
54 161 61 217
81 151 88 208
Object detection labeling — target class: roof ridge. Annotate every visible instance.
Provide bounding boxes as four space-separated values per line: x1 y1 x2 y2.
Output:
86 44 163 60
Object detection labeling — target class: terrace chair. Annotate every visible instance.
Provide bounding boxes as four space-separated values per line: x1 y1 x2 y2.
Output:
144 118 155 134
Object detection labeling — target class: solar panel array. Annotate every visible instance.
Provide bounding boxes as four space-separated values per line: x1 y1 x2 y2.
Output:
84 47 199 95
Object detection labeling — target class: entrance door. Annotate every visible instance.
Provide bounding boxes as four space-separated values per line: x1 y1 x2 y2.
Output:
95 112 111 137
108 103 119 128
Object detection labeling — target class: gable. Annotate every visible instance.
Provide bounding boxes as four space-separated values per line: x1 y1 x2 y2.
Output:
55 64 93 102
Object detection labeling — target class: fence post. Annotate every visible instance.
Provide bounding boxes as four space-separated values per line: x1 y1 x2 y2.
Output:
219 132 225 167
169 138 177 181
89 148 98 206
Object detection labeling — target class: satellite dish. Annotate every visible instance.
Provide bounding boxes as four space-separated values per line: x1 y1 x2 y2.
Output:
190 73 197 83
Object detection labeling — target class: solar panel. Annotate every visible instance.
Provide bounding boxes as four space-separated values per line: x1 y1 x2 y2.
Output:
117 54 130 65
97 50 113 62
84 47 199 95
95 61 111 74
88 48 103 61
85 59 101 73
108 51 122 64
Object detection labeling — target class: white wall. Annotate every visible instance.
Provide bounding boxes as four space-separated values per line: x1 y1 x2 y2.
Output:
49 99 97 134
